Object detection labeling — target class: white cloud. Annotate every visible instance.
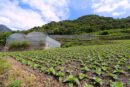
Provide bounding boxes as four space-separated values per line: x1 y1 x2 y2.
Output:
92 0 130 17
0 0 69 30
112 11 126 16
21 0 69 21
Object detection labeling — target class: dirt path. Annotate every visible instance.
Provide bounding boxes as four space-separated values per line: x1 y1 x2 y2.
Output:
6 57 67 87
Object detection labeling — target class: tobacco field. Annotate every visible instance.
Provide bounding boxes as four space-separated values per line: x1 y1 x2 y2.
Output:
5 40 130 87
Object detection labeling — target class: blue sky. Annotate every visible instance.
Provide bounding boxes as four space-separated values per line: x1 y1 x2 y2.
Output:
0 0 130 30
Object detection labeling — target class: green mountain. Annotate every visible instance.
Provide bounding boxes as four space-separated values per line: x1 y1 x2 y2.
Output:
26 15 130 35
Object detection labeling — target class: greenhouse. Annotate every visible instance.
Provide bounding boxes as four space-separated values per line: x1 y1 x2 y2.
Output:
26 32 46 47
45 36 61 48
6 33 26 45
6 32 61 49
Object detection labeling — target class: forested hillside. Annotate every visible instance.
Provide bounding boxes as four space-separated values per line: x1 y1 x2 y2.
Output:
26 15 130 35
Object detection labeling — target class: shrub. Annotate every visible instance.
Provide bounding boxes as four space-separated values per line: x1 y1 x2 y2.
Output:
9 41 30 50
100 31 109 35
0 32 12 46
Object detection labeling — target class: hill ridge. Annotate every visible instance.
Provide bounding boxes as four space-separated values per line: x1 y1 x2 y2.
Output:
0 24 11 32
26 15 130 35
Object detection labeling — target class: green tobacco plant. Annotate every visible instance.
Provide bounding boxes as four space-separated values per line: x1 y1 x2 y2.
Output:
94 68 102 76
56 71 64 82
107 73 118 80
92 77 103 86
114 65 120 70
101 66 108 72
7 40 130 86
21 59 28 65
78 73 86 80
84 83 94 87
46 67 56 75
33 64 41 70
113 69 125 74
127 65 130 70
90 65 97 70
81 66 90 73
110 82 124 87
40 66 46 72
64 75 80 87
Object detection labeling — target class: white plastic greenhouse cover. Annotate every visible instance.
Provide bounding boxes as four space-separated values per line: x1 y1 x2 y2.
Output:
6 32 61 48
45 36 61 48
6 33 26 45
26 32 46 46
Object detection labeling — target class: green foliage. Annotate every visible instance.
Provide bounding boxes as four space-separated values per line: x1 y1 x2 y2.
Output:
64 75 80 86
56 71 64 82
7 40 130 86
113 69 125 74
94 68 102 76
127 79 130 85
100 31 109 35
9 41 30 50
81 66 90 72
84 83 94 87
26 15 130 35
33 64 41 69
8 80 21 87
0 32 12 46
111 82 124 87
78 73 86 80
127 65 130 70
101 66 108 71
92 77 103 85
107 73 118 80
46 67 56 75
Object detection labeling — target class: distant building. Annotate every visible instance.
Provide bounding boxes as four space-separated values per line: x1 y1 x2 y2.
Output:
6 32 61 49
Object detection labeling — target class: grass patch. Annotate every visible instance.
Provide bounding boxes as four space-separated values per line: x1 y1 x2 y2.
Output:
7 80 21 87
0 57 11 87
0 58 10 74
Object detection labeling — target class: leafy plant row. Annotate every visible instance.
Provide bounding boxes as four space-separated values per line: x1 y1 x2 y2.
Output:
7 41 130 87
